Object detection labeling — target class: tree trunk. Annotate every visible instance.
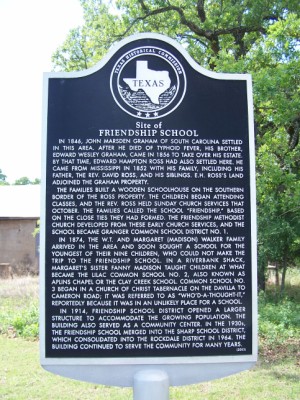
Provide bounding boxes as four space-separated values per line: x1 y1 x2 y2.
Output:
275 262 280 287
258 260 266 291
280 254 288 294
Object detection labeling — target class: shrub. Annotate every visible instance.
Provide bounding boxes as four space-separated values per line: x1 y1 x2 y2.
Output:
11 303 39 339
258 290 300 345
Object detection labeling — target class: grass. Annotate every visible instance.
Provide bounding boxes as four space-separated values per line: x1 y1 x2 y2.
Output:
1 336 299 400
0 336 132 400
0 273 299 399
0 276 39 339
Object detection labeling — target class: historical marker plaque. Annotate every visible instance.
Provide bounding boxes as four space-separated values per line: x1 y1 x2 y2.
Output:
41 33 257 386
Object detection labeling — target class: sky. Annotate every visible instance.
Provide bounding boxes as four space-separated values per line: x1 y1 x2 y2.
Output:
0 0 84 183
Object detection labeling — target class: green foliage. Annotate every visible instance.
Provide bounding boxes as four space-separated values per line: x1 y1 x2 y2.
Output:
11 304 39 338
52 1 126 71
258 290 300 345
52 0 300 71
0 299 39 339
0 171 41 185
33 220 40 238
14 177 41 185
256 129 300 260
0 168 8 185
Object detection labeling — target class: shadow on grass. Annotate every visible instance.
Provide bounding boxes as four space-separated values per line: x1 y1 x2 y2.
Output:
271 370 300 383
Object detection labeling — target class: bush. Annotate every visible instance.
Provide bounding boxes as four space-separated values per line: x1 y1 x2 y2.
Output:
0 297 39 340
11 303 39 338
258 290 300 345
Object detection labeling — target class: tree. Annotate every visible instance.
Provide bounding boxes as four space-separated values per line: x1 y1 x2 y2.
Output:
256 129 300 291
52 0 300 289
252 14 300 290
52 1 126 71
0 168 8 186
52 0 300 71
14 177 41 185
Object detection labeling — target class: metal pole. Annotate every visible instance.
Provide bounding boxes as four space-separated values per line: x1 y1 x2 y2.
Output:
133 370 169 400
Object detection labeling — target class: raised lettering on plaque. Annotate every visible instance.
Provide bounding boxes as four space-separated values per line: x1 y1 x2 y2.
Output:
41 33 257 386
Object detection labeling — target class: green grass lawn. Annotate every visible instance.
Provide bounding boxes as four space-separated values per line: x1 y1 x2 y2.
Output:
1 336 299 400
0 274 299 399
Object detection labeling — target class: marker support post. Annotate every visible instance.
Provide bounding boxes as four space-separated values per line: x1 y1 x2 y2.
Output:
133 370 169 400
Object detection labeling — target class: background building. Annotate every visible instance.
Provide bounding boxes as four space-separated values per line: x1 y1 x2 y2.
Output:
0 185 40 275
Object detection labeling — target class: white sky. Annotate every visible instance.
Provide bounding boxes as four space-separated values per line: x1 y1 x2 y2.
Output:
0 0 84 183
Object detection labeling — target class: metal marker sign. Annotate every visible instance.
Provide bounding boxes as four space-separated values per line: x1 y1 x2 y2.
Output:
40 33 257 386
